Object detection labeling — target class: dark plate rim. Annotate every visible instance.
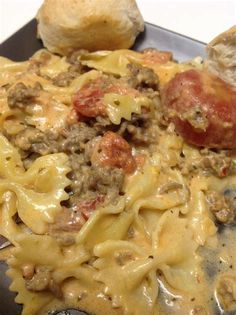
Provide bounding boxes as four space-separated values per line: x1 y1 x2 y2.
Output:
145 21 207 46
0 19 207 48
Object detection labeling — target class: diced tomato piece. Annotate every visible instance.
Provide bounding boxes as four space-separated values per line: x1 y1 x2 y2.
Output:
91 131 136 173
162 69 236 149
73 77 107 119
49 195 105 233
76 195 105 220
142 48 172 65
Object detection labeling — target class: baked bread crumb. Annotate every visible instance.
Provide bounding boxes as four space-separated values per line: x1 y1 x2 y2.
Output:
206 25 236 87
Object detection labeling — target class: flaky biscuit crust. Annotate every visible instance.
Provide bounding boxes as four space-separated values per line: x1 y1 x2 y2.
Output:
36 0 144 55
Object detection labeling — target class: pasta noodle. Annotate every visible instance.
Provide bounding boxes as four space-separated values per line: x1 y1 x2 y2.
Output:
0 134 71 236
104 94 152 125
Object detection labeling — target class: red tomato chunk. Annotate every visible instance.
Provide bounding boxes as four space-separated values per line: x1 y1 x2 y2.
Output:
162 69 236 149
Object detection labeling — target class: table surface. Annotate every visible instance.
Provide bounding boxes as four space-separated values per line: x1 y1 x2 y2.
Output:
0 0 236 44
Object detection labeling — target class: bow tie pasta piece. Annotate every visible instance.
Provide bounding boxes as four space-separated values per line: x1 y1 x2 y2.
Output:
94 243 158 315
0 134 71 235
79 50 135 77
7 234 91 315
104 93 153 125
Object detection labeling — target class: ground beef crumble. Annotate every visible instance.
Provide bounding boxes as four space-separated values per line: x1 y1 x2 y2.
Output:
52 63 87 87
180 149 235 178
126 63 159 90
7 82 42 109
217 276 236 310
206 191 235 224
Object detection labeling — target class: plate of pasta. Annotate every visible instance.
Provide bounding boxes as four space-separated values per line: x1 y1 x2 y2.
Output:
1 1 236 315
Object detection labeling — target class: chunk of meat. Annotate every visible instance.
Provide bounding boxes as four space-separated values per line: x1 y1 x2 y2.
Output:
125 112 160 145
25 265 62 298
180 149 235 178
52 63 85 87
68 155 125 208
141 48 172 65
7 82 42 109
206 191 235 224
49 207 86 233
83 166 124 199
162 69 236 149
73 76 141 120
216 275 236 311
200 155 233 178
25 266 51 292
60 122 98 153
127 63 159 90
224 189 236 211
13 127 58 155
91 131 136 173
11 122 97 163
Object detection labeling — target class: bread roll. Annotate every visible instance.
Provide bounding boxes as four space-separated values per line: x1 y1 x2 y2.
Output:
206 25 236 87
36 0 144 55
